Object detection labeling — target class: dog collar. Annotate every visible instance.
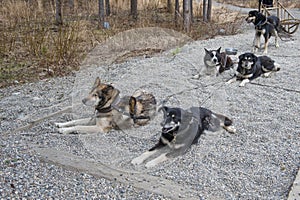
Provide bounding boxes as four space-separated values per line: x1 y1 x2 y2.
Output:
96 106 112 113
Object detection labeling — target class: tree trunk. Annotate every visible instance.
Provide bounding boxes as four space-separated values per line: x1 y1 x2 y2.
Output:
55 0 63 25
203 0 207 22
105 0 111 16
183 0 191 32
174 0 179 26
190 0 193 22
207 0 212 22
167 0 172 13
130 0 138 20
69 0 74 12
99 0 105 27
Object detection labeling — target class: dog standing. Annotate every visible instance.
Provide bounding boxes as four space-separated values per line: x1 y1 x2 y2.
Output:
131 106 236 168
246 10 281 54
55 77 156 134
227 52 280 87
203 47 234 76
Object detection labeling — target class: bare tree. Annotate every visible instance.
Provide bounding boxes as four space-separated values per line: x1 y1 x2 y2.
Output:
203 0 207 21
55 0 63 25
183 0 192 32
174 0 180 26
203 0 212 22
99 0 105 27
207 0 212 22
190 0 193 22
130 0 138 20
105 0 111 16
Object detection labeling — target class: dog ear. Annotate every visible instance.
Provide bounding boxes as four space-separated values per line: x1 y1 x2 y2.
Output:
217 47 221 53
159 106 168 114
93 77 101 87
204 48 209 54
238 54 244 60
129 96 137 117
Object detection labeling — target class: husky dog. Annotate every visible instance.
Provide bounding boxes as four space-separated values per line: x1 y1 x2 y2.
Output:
246 10 281 54
131 106 236 168
201 47 234 76
227 52 280 87
55 77 156 134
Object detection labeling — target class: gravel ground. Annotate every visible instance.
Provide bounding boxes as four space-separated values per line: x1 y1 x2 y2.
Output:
1 6 300 200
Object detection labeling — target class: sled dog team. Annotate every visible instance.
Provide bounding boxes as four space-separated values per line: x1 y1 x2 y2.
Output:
56 10 282 167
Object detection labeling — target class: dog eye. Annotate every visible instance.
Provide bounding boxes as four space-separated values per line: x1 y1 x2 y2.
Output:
92 93 98 97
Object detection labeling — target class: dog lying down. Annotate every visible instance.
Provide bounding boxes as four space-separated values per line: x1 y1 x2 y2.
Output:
227 52 280 87
193 47 234 78
131 106 236 168
204 47 234 76
55 77 156 134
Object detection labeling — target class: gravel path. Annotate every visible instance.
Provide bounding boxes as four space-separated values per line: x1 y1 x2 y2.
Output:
1 5 300 200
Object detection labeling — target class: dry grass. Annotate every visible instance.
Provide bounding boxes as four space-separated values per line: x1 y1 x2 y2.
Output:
215 0 300 8
0 0 244 88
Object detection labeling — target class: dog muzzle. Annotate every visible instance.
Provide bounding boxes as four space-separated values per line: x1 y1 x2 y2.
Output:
82 96 103 107
162 122 180 133
246 16 255 23
241 61 253 70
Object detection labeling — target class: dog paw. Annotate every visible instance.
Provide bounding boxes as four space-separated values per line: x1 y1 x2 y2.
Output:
57 128 70 134
58 127 76 134
239 79 249 87
225 125 236 134
57 128 66 134
253 48 258 53
262 72 271 78
131 157 144 165
226 78 235 85
145 160 157 168
55 122 64 128
191 74 200 79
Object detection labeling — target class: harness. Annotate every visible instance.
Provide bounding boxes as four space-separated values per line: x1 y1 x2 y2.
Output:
95 94 150 124
161 131 178 149
255 18 268 30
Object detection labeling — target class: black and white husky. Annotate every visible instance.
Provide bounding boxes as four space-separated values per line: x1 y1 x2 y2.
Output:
227 52 280 87
203 47 234 76
131 106 236 168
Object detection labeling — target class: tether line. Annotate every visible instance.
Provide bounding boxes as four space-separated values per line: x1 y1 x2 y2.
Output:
250 82 300 94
